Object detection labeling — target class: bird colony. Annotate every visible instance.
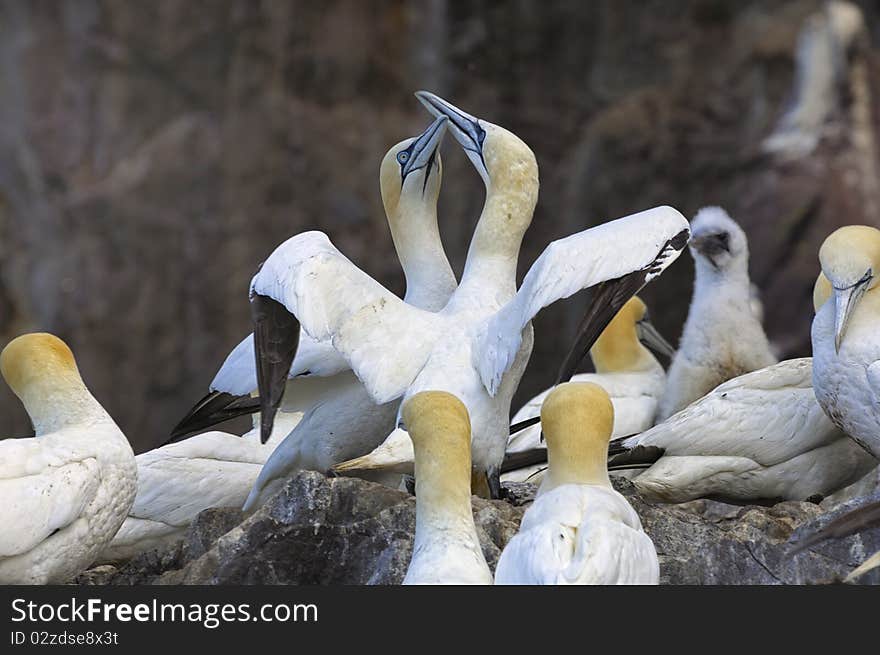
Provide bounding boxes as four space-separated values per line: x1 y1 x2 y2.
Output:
2 92 878 586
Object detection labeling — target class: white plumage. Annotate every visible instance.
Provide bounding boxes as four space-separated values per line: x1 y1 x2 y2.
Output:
0 334 136 584
240 120 459 509
657 207 776 421
617 358 876 503
503 296 669 484
310 96 687 491
812 225 880 460
495 382 659 585
100 412 299 562
495 485 658 584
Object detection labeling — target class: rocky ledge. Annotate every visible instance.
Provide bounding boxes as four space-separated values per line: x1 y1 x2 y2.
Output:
77 471 880 585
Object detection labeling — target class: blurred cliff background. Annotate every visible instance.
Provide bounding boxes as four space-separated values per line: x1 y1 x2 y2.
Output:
1 0 879 452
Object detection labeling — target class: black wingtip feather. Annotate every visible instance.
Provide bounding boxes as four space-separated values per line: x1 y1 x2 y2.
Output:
252 293 300 444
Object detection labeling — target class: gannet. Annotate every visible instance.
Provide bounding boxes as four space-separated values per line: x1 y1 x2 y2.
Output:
402 391 492 585
502 296 673 485
240 117 460 511
172 115 456 441
296 92 688 498
495 382 659 585
608 357 876 504
812 225 880 459
656 207 776 421
0 333 136 584
100 412 299 562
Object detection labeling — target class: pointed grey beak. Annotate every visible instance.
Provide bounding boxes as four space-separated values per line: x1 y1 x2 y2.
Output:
401 115 448 182
414 90 490 184
637 319 676 359
833 275 871 353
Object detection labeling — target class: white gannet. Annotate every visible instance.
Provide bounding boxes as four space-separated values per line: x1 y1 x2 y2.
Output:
0 333 136 584
240 117 460 511
762 1 866 159
292 92 689 497
656 206 776 421
402 391 492 585
495 382 659 585
100 412 299 562
172 116 456 442
609 356 876 504
812 225 880 459
502 296 673 485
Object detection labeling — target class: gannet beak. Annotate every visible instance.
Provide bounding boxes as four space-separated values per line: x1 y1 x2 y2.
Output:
401 115 448 184
832 274 871 353
637 318 676 359
251 293 301 443
414 90 490 185
690 232 730 269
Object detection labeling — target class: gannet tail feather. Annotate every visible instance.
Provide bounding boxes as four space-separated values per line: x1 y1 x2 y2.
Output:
509 415 541 435
167 391 260 443
607 444 666 469
500 447 548 474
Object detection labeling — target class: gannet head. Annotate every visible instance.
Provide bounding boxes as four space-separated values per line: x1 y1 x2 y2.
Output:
402 390 473 503
813 272 833 313
688 206 748 274
590 296 674 373
818 225 880 352
540 382 614 490
380 115 447 220
414 91 538 214
1 333 92 433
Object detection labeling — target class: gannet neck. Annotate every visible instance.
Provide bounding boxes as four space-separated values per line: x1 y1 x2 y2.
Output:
404 391 476 535
0 333 110 435
391 195 456 311
455 125 539 304
540 382 614 492
590 297 658 374
380 132 456 312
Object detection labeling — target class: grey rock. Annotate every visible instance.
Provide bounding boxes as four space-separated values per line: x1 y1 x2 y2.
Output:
80 471 880 585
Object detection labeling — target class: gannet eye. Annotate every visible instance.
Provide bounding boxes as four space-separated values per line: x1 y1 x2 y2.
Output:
397 151 409 164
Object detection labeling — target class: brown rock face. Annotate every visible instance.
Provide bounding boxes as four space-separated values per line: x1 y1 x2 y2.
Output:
1 1 879 450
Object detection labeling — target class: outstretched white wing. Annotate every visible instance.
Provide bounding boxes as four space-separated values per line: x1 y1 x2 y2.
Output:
625 358 841 466
251 231 436 403
475 206 690 394
210 332 348 396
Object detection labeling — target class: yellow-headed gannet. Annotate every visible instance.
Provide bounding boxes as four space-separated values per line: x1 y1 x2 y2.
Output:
502 296 673 485
172 116 456 441
495 382 659 584
306 92 688 498
812 225 880 460
240 117 460 511
0 334 136 584
402 391 492 585
656 207 776 421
